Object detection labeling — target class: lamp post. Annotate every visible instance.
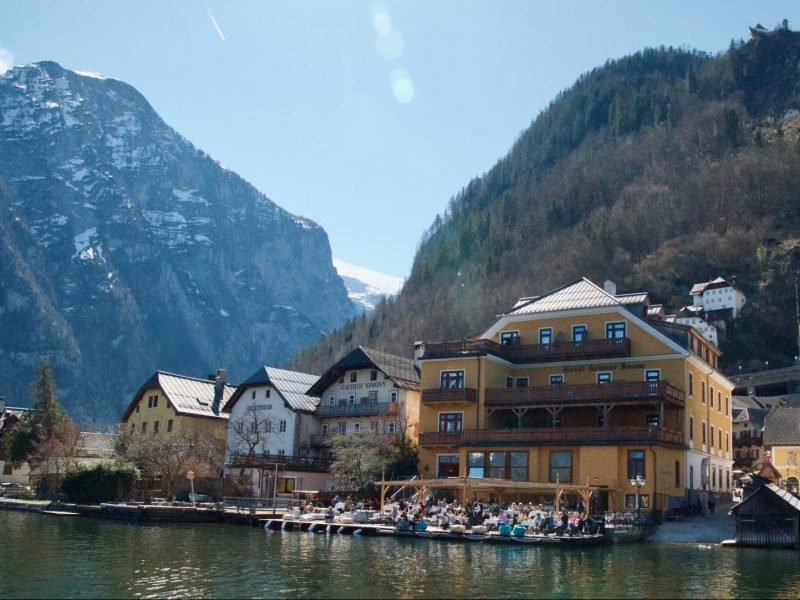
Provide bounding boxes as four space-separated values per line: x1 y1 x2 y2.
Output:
629 474 645 518
186 470 195 507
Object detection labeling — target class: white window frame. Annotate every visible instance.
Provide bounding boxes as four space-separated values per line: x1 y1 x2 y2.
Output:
538 327 553 345
348 394 356 405
386 421 397 435
436 453 460 478
439 369 466 389
354 422 361 433
390 391 398 403
500 330 520 345
605 320 627 340
644 369 661 382
279 419 287 433
572 324 588 342
328 395 336 407
437 410 465 433
597 371 612 384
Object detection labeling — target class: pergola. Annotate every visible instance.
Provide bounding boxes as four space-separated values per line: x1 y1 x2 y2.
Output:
378 477 609 512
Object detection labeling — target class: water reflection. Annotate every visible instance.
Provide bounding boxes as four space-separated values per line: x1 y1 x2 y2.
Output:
2 511 800 599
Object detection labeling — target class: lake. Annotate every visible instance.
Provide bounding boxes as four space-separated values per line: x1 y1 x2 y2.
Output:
1 510 799 598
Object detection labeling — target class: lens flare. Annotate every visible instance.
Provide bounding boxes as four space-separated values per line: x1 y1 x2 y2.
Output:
390 69 414 104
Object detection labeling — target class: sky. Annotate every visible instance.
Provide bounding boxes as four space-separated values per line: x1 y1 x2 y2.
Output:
1 1 798 279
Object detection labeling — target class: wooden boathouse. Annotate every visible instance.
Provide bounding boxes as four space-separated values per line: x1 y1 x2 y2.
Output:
730 483 800 548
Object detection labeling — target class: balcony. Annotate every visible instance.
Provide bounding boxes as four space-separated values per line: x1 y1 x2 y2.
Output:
227 453 333 472
485 381 685 408
418 426 684 447
421 387 479 403
316 402 398 418
422 337 631 364
733 433 763 448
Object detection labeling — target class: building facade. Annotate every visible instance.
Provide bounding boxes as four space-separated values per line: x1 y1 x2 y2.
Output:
415 278 734 512
223 366 333 497
306 346 420 448
0 400 32 485
690 276 747 318
763 406 800 494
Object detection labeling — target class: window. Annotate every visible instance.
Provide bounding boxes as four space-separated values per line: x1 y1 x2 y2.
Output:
752 449 759 459
265 389 271 398
153 396 158 408
468 452 485 478
675 461 680 487
718 430 722 449
390 391 398 403
321 423 329 435
646 414 660 428
368 391 378 404
277 477 296 494
702 422 707 445
338 375 344 384
350 372 357 383
279 420 287 433
348 394 356 405
689 416 694 441
489 452 506 479
153 421 160 434
354 422 361 433
606 322 626 339
717 391 721 412
370 369 378 381
725 397 729 416
645 369 660 383
437 455 460 478
628 450 645 479
597 372 612 384
2 464 11 476
135 405 139 413
167 419 173 433
549 452 572 483
710 426 715 448
440 370 465 389
141 422 147 434
539 328 553 345
371 422 379 434
265 421 272 433
549 374 564 385
625 494 649 509
690 465 695 489
725 433 729 452
329 395 336 406
710 386 714 408
572 325 587 342
510 452 528 482
251 390 256 400
505 376 514 389
277 449 286 456
515 377 529 388
688 373 694 396
386 421 397 435
338 422 347 435
147 396 152 408
439 412 463 432
500 331 520 346
701 381 706 404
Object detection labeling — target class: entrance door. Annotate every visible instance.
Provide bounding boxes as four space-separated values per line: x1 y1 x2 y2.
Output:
590 490 608 515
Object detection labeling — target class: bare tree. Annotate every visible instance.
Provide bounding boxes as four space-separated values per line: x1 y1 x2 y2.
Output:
329 432 399 492
115 427 225 500
226 405 280 496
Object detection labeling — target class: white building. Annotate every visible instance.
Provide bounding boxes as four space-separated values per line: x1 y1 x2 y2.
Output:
223 367 333 497
668 306 720 346
690 277 747 318
0 400 32 486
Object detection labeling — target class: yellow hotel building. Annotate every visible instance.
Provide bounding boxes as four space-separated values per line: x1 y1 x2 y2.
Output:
415 278 733 512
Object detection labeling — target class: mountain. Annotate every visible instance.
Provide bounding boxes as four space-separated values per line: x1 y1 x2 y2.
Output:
0 61 357 423
332 258 404 313
291 24 800 376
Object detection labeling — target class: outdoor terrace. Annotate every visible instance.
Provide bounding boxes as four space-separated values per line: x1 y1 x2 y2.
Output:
316 402 398 418
227 453 332 472
422 337 631 364
418 426 684 448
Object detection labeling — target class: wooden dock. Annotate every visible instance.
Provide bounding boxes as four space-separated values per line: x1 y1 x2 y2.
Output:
260 518 608 546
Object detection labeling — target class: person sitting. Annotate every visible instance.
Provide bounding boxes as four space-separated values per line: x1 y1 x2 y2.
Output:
325 506 334 522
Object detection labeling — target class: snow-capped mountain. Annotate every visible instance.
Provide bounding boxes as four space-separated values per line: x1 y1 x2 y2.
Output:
333 259 403 313
0 61 357 423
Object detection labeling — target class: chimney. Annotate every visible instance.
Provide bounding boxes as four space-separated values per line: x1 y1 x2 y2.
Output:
603 280 617 296
413 341 425 369
212 369 226 414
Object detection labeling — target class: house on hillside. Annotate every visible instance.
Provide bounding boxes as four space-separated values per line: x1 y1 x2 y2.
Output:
690 276 746 319
306 346 421 448
763 406 800 494
415 277 733 512
223 366 333 497
732 396 769 472
667 306 720 347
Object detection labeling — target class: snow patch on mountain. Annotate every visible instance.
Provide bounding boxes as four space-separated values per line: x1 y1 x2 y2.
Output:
333 258 404 313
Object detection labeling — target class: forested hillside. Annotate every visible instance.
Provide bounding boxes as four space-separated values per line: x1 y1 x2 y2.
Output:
292 24 800 375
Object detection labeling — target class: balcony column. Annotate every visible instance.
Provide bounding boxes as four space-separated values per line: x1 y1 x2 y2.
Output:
597 404 614 428
545 406 563 428
511 408 529 429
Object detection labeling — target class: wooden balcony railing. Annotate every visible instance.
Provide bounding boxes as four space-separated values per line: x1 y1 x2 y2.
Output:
418 426 684 447
733 434 763 448
421 388 479 403
484 381 685 408
227 453 333 472
422 337 631 364
316 402 398 417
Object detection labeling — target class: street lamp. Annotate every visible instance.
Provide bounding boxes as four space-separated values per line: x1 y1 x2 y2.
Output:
629 474 645 518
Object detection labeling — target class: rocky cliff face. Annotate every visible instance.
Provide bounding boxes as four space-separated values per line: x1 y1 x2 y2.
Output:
0 61 356 423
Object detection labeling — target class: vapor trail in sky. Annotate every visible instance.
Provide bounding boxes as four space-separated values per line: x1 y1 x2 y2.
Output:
206 8 226 42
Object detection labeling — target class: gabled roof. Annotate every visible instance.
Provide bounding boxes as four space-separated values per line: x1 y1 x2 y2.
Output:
306 346 420 397
614 292 650 306
505 278 625 316
730 483 800 515
224 366 319 414
764 407 800 446
121 371 235 421
690 277 734 296
732 406 769 431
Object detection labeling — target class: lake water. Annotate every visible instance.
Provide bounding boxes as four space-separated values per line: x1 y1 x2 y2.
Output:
1 510 799 598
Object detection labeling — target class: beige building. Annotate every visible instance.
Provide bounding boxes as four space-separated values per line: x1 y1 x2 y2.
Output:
306 346 420 449
415 278 734 512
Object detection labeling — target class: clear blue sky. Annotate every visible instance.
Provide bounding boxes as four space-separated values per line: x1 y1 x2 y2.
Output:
2 1 797 278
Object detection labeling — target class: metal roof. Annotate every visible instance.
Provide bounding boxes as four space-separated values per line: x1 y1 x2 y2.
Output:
307 346 419 397
506 279 623 315
122 371 234 421
690 277 732 296
615 292 650 305
731 483 800 514
225 366 320 413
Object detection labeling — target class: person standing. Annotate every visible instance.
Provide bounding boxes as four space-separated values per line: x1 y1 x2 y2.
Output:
708 491 716 515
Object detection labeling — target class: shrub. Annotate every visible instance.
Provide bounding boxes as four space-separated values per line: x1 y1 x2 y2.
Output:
60 466 136 504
